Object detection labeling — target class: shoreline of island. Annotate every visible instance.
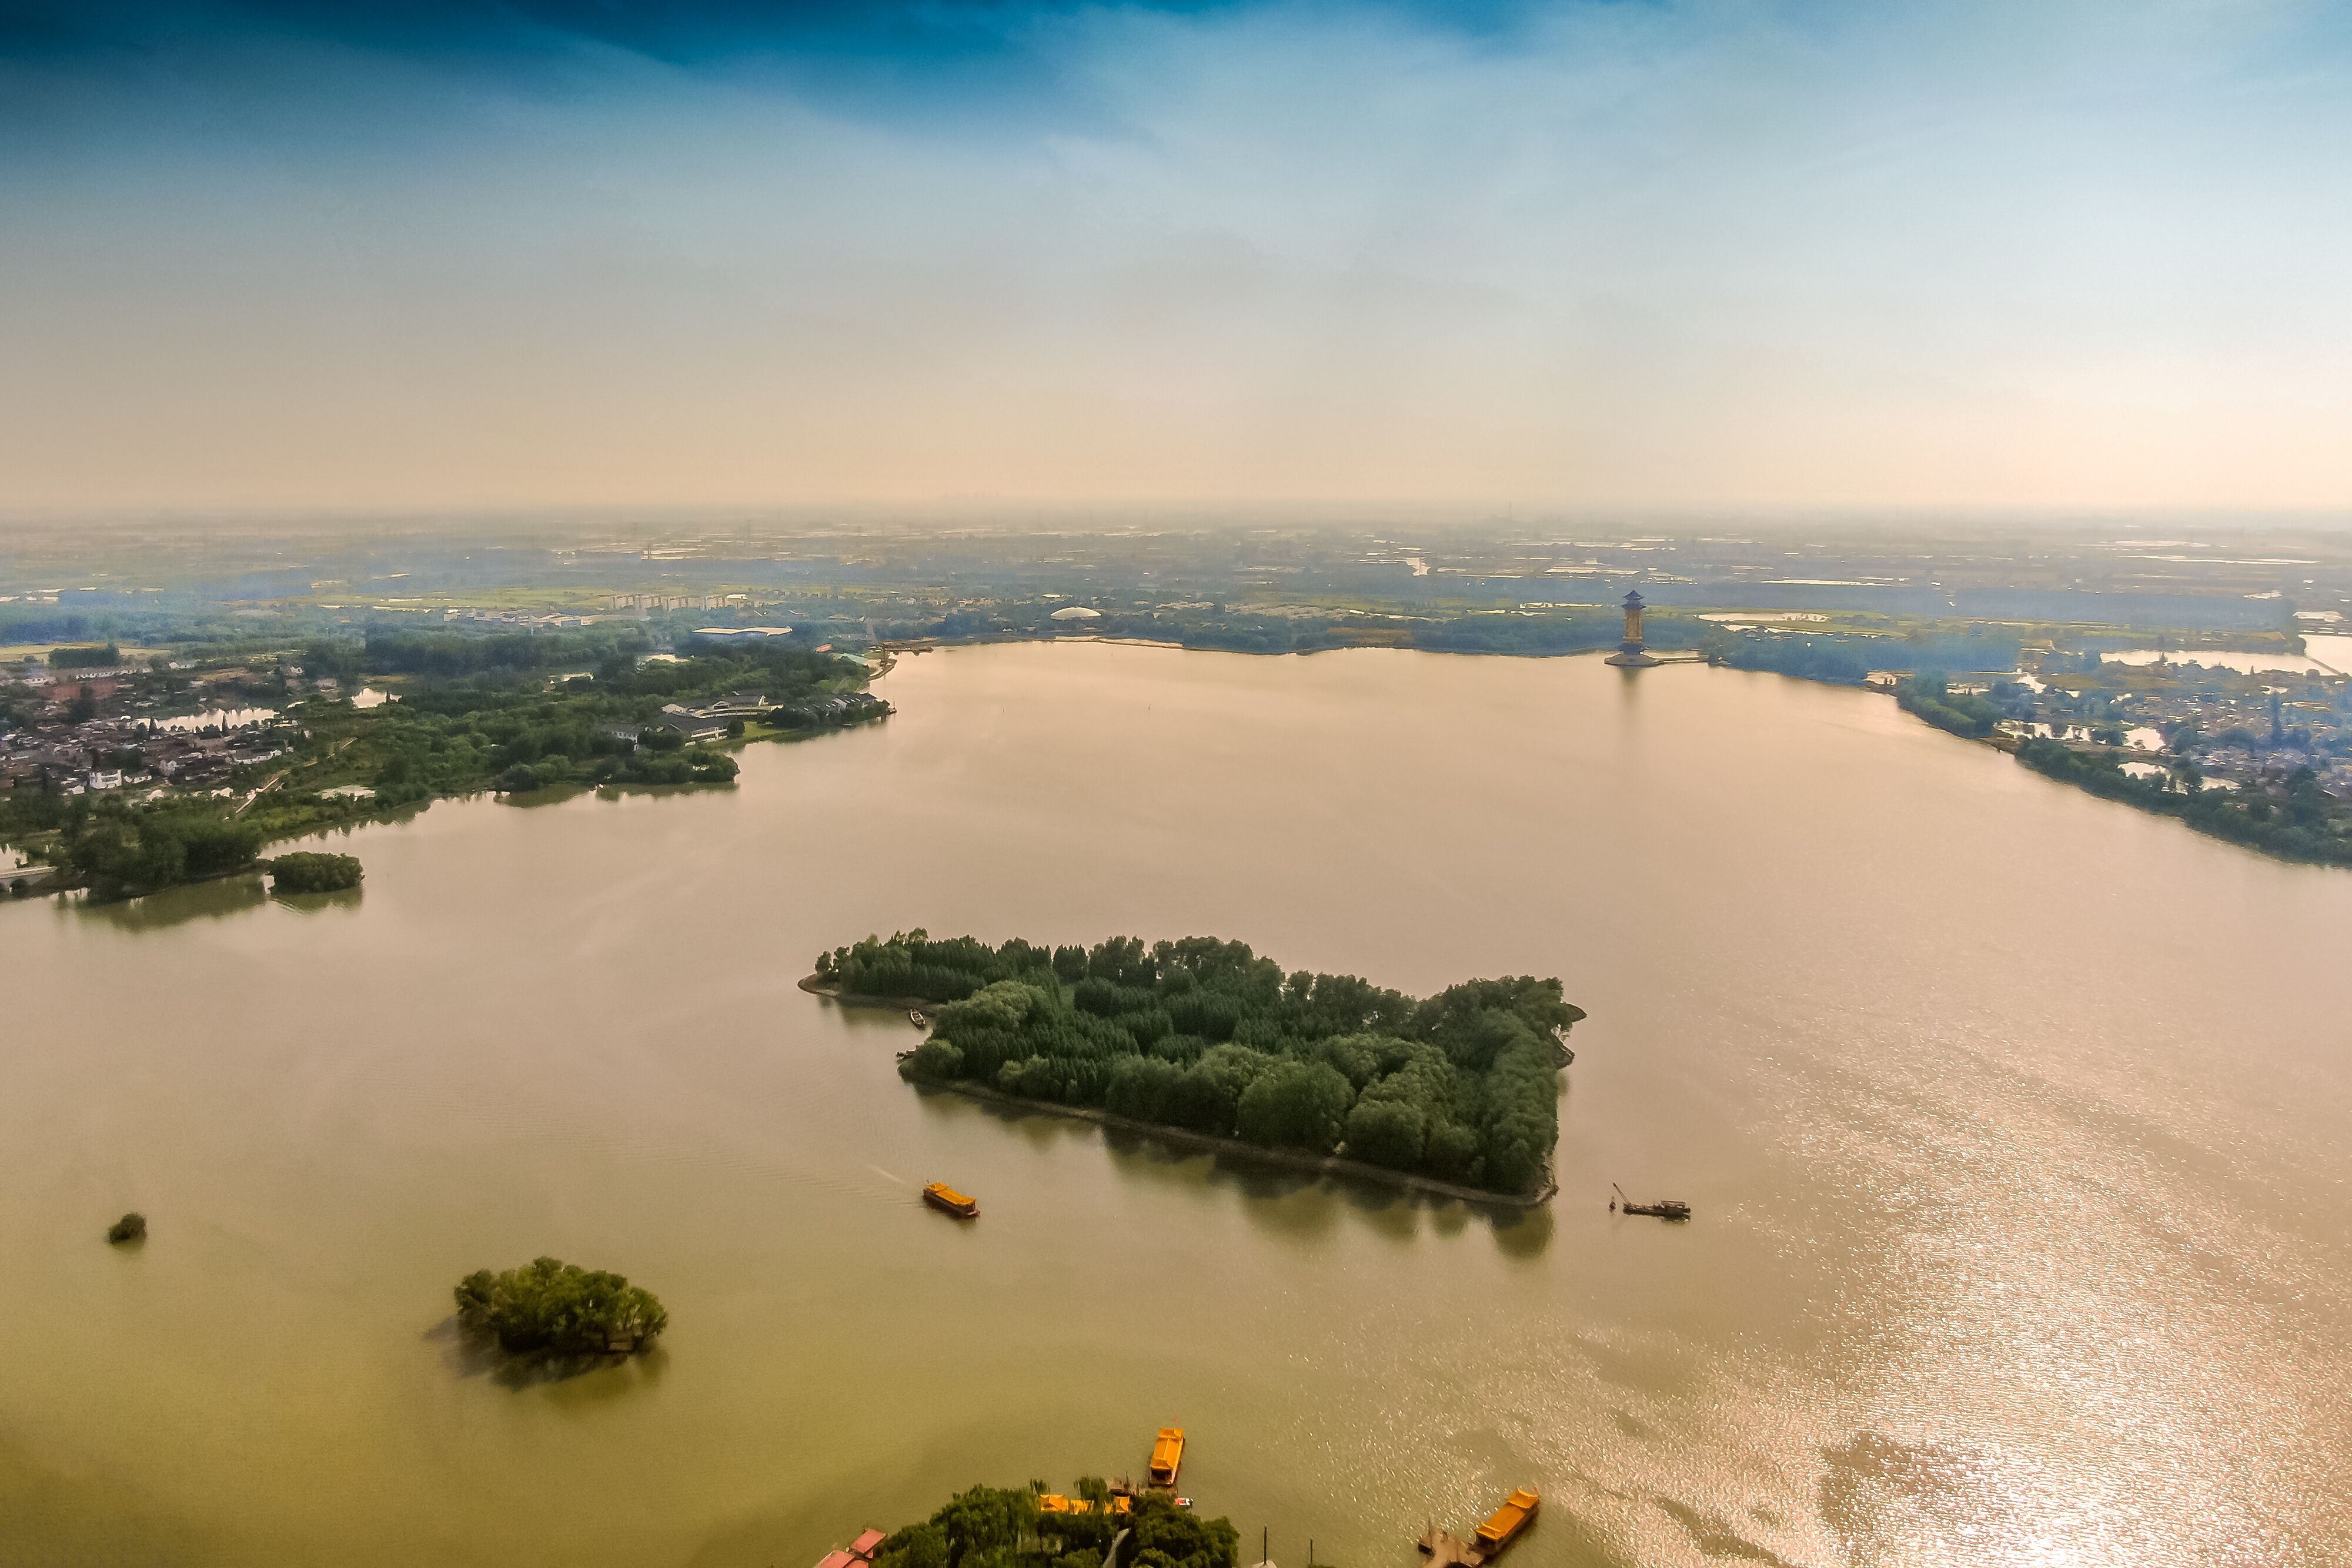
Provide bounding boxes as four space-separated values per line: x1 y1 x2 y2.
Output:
798 973 1560 1211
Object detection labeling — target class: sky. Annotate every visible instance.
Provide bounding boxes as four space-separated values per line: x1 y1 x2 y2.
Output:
2 0 2349 516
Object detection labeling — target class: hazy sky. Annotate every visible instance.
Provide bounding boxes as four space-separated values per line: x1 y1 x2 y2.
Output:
4 0 2348 514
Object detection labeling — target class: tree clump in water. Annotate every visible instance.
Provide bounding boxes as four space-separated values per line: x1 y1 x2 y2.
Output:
820 932 1582 1196
452 1257 668 1356
265 851 363 894
106 1212 146 1244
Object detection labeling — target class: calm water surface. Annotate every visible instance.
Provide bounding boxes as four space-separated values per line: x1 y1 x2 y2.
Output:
4 643 2348 1567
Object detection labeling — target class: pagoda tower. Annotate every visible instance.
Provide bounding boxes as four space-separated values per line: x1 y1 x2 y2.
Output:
1605 588 1660 667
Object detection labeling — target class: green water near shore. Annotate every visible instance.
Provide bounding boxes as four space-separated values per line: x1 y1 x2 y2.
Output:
4 641 2349 1567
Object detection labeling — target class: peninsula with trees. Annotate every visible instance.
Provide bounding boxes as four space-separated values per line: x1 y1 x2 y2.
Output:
811 932 1581 1200
2 628 886 901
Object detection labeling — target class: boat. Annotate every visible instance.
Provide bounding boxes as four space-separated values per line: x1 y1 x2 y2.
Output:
1474 1487 1540 1557
1611 1183 1690 1221
1040 1494 1132 1517
909 1009 927 1026
923 1182 978 1218
1148 1426 1185 1488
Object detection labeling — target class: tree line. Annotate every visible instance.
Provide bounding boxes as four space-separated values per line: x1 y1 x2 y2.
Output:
818 933 1582 1196
331 641 862 803
63 806 264 900
2016 739 2352 866
1897 676 2004 738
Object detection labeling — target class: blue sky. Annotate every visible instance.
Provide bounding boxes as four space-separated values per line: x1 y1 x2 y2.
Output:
3 0 2348 514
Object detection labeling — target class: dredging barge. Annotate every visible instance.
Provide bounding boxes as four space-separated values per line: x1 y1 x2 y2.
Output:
1611 1183 1690 1220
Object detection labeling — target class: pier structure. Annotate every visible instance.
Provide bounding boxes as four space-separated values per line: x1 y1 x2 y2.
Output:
1604 589 1661 667
1416 1524 1489 1568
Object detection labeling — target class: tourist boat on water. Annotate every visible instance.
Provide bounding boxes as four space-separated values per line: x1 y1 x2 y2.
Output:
923 1182 978 1218
1474 1487 1540 1557
1148 1426 1185 1488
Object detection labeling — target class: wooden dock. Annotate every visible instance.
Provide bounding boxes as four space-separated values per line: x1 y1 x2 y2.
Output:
1416 1525 1488 1568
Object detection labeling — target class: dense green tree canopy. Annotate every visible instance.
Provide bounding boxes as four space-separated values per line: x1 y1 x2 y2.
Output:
1898 676 2003 738
821 932 1582 1196
265 851 363 893
870 1485 1235 1568
68 809 262 900
452 1256 668 1356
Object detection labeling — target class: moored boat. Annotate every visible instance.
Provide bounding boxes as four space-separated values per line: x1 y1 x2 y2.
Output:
1474 1487 1539 1557
923 1182 978 1218
1148 1426 1185 1488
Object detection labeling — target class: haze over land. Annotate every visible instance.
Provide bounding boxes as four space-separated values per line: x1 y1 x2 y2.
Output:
5 0 2351 514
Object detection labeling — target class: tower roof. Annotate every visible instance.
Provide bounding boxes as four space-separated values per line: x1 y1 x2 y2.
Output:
1622 589 1645 607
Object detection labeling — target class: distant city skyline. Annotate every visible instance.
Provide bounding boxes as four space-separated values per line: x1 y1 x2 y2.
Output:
4 0 2349 514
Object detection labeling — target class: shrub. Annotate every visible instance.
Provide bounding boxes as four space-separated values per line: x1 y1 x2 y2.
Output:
900 1039 965 1082
494 763 543 793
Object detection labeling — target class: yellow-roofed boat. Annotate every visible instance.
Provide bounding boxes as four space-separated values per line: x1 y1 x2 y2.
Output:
1148 1427 1185 1488
1474 1487 1539 1556
1039 1495 1131 1517
923 1182 978 1218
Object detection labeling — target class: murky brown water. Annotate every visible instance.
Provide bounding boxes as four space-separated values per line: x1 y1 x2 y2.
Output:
4 641 2348 1567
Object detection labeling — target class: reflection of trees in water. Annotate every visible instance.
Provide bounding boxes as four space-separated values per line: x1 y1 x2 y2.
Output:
78 873 267 931
924 1093 1551 1254
426 1315 673 1393
71 872 368 928
272 884 365 915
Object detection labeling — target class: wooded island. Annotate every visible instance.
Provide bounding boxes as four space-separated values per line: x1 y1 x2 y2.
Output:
814 932 1581 1198
452 1256 668 1357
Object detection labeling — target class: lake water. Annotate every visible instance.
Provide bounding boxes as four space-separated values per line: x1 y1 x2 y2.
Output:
2101 647 2343 677
2306 634 2352 674
5 643 2349 1568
